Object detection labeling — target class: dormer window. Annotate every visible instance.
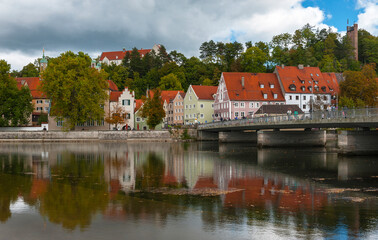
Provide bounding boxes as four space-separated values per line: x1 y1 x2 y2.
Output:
314 86 319 92
263 93 268 99
308 86 312 91
310 73 313 76
260 84 264 88
270 84 274 88
321 86 327 92
301 86 305 92
316 74 319 76
289 84 296 91
273 93 277 99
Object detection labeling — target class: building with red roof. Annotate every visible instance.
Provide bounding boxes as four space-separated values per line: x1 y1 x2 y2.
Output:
214 72 285 120
184 85 218 124
99 44 161 66
173 92 186 125
161 90 184 126
109 87 135 130
16 77 50 125
274 65 340 112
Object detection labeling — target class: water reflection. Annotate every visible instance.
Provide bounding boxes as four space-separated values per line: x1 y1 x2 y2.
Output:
0 142 376 239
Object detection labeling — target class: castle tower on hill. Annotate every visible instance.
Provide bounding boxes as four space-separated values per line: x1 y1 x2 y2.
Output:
40 49 48 72
347 23 358 61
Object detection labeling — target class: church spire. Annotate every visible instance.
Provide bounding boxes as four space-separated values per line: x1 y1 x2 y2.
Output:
40 48 48 72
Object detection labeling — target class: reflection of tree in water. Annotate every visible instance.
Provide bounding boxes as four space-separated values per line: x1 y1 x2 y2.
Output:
0 154 32 222
39 153 108 230
135 153 165 190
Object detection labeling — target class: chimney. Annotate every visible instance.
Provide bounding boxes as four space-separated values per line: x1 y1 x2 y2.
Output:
241 77 245 88
298 64 304 69
281 64 284 69
123 47 126 52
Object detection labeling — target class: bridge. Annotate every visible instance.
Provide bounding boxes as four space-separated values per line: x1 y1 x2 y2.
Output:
197 108 378 155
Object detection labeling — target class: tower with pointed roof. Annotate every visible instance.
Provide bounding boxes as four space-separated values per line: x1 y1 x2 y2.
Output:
40 49 48 72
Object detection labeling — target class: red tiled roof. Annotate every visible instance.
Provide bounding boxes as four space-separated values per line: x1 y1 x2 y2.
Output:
191 85 217 100
135 99 143 112
108 80 119 91
275 66 339 95
110 91 122 102
16 77 48 99
100 49 152 61
161 90 184 104
222 73 285 101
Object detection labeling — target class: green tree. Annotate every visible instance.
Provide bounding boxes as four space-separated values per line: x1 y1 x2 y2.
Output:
19 63 39 77
340 63 377 107
41 52 108 130
140 89 165 129
0 60 33 127
159 73 183 90
241 46 267 73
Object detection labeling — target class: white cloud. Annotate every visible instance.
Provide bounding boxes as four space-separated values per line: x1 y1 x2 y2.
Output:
0 0 339 70
357 0 378 35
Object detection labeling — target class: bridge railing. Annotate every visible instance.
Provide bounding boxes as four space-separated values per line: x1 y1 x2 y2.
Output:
198 108 378 129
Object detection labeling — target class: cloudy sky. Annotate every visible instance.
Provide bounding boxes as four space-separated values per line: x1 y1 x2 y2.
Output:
0 0 377 70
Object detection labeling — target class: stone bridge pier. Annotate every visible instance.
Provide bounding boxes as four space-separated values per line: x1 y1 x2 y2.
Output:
338 130 378 155
257 130 326 147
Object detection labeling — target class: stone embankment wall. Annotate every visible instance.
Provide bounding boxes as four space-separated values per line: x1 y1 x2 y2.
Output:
0 131 172 142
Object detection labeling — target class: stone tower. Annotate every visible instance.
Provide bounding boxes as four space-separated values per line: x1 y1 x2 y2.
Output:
40 49 48 72
347 23 358 61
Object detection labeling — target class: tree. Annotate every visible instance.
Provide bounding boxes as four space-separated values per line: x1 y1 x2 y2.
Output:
159 73 183 90
105 103 127 130
41 51 108 130
241 46 267 73
0 60 33 127
340 63 377 107
20 63 39 77
140 89 165 129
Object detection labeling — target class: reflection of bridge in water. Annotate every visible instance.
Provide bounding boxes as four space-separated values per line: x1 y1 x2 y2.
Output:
198 108 378 155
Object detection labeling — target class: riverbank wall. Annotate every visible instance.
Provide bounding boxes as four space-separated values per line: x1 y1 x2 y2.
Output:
0 131 172 142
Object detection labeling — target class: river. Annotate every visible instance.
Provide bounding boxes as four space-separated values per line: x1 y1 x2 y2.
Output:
0 142 377 239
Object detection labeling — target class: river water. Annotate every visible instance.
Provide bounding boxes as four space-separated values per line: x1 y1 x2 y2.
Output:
0 142 377 240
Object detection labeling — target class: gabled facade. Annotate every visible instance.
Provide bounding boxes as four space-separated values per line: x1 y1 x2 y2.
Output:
214 73 285 120
274 65 339 112
161 90 184 126
99 44 161 66
109 87 135 130
184 85 217 124
173 92 185 125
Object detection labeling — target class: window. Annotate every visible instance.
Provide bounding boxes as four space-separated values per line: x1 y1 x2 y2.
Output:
234 102 239 108
274 94 277 99
303 96 306 100
289 84 296 91
200 104 204 108
185 114 188 118
256 103 259 108
200 114 204 118
189 96 192 101
36 100 43 104
45 107 49 111
45 100 50 103
126 113 131 119
36 107 43 111
323 95 328 101
249 102 254 108
289 95 292 100
193 104 196 108
241 112 245 117
260 84 264 88
235 112 239 117
185 105 188 109
263 94 267 99
136 117 141 122
296 96 299 100
57 119 64 127
270 84 274 88
122 99 130 106
189 105 191 109
303 105 306 109
248 111 254 116
240 102 245 108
